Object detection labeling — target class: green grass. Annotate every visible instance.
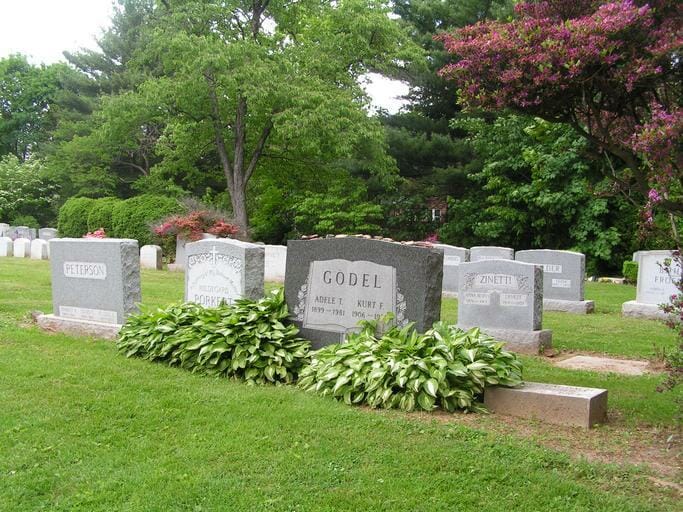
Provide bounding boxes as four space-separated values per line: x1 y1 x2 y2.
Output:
0 258 680 511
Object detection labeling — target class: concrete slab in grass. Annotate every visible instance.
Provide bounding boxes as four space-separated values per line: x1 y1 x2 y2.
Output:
555 355 651 376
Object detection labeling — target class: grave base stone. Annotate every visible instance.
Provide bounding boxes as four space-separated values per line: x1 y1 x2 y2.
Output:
543 298 595 314
484 382 608 428
476 327 552 355
621 300 669 320
36 314 122 340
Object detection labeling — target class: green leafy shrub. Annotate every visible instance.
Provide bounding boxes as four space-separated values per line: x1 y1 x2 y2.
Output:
622 260 638 284
111 194 182 246
57 197 96 237
10 214 39 229
116 290 311 384
87 197 122 233
298 319 523 412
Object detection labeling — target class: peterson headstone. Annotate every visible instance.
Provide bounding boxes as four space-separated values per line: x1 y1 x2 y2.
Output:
36 238 141 339
13 238 31 258
30 239 49 260
140 244 163 270
39 228 58 241
622 250 679 320
285 238 443 348
184 238 264 307
457 259 551 354
470 246 514 262
433 244 469 297
0 237 13 257
515 249 594 314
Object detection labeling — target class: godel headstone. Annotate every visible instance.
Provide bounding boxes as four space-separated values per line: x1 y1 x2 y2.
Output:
36 238 141 339
184 238 264 307
457 259 551 354
515 249 594 314
622 250 679 320
285 238 443 348
433 244 469 297
470 246 514 262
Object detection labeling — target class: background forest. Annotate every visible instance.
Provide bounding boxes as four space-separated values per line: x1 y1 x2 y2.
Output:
1 0 679 274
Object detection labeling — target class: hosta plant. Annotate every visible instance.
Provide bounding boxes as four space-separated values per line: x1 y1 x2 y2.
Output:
117 289 311 384
298 317 523 412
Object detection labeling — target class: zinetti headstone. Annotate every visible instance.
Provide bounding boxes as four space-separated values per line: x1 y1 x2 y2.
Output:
433 244 469 297
623 250 679 320
470 246 514 262
184 238 264 307
515 249 594 314
457 259 551 354
36 239 141 339
285 238 443 348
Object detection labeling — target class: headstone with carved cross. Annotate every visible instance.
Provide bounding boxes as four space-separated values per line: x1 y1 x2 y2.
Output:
184 238 264 307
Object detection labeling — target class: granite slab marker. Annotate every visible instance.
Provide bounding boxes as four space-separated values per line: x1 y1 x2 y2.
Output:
184 238 264 307
622 250 679 320
457 259 551 354
433 244 469 297
470 246 514 262
284 238 443 348
484 382 608 428
36 238 141 339
515 249 594 314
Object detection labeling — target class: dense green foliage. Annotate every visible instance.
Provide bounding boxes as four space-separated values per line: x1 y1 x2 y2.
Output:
299 318 522 412
117 290 311 384
439 116 636 274
86 197 123 233
623 261 639 284
57 197 96 237
0 155 59 226
110 194 181 245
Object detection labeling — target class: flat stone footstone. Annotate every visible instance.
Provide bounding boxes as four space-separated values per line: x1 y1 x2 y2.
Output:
555 355 651 376
544 298 595 314
285 238 443 348
484 382 608 428
36 314 122 340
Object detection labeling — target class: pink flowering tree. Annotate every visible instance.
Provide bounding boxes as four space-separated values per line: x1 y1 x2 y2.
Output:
437 0 682 238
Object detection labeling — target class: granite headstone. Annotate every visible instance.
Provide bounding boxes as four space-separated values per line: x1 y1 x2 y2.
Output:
37 238 141 339
0 237 13 257
140 244 163 270
13 238 30 258
30 239 49 260
39 228 58 241
433 244 469 297
184 238 264 307
285 237 443 348
457 259 551 354
470 246 514 262
623 250 679 320
515 249 594 314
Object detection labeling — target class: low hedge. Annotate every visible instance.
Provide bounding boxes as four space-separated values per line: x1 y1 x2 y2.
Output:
298 317 523 412
111 194 182 246
623 260 638 284
57 197 96 237
116 290 311 384
87 197 122 233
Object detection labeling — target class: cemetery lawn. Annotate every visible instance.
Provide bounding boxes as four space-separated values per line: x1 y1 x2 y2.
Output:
1 259 680 511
